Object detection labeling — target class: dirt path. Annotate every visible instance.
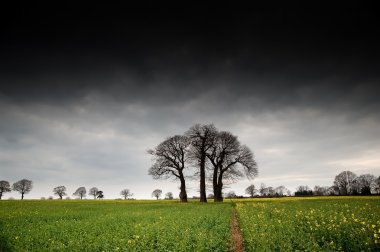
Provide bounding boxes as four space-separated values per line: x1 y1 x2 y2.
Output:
229 206 244 252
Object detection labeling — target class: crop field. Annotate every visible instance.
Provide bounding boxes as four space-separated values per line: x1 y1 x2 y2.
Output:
0 197 379 251
0 200 231 251
237 197 380 251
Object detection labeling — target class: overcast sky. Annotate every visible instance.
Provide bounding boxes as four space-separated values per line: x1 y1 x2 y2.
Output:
1 3 379 199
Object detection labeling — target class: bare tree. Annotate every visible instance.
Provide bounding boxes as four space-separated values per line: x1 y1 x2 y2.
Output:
295 185 312 196
53 186 67 199
333 171 357 195
0 181 11 200
245 184 256 198
120 189 133 200
165 192 173 200
207 131 258 202
73 187 86 199
275 185 287 196
12 179 33 200
313 185 329 196
89 187 99 199
148 135 190 202
152 189 162 200
186 124 218 203
259 183 266 196
375 176 380 195
226 191 237 198
356 174 375 195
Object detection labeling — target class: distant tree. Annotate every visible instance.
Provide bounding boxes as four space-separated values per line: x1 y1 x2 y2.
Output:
207 131 258 202
165 192 173 200
207 193 214 199
313 185 329 196
40 197 46 200
245 184 257 197
295 185 313 196
53 186 67 199
120 189 133 200
375 176 380 194
89 187 99 199
333 171 357 195
356 174 376 195
0 180 11 200
226 191 237 199
12 179 33 200
152 189 162 200
148 135 190 202
327 185 339 196
259 183 266 196
186 124 218 203
73 187 86 199
48 196 53 200
275 185 287 196
97 191 104 199
267 187 275 196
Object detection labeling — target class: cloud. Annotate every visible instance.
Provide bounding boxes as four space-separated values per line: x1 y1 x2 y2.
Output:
1 4 380 198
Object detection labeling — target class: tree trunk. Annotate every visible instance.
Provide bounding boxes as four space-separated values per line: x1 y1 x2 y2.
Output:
0 193 2 200
214 185 223 202
214 171 224 202
199 153 207 203
80 195 83 199
179 177 188 202
21 192 24 200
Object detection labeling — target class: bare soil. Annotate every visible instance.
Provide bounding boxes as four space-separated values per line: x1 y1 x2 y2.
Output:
229 207 244 252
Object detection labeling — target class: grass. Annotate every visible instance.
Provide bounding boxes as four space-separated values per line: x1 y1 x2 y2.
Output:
1 196 379 251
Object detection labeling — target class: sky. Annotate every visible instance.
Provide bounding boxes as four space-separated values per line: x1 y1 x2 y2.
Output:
1 3 379 199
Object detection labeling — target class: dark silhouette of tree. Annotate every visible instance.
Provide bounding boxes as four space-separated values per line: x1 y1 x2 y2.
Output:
333 171 357 195
356 174 375 195
295 185 313 196
207 131 258 202
73 187 86 199
245 184 256 198
148 135 190 202
165 192 173 200
53 186 67 199
89 187 99 199
186 124 218 203
0 181 11 200
120 189 133 200
12 179 33 200
152 189 162 200
97 191 104 199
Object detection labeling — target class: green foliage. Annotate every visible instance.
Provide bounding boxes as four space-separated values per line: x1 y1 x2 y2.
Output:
0 200 231 251
236 196 380 251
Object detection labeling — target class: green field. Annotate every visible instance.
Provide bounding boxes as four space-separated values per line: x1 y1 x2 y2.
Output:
1 197 379 251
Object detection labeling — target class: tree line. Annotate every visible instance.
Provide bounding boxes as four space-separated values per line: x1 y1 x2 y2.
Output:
148 123 258 202
0 180 134 200
240 171 380 197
